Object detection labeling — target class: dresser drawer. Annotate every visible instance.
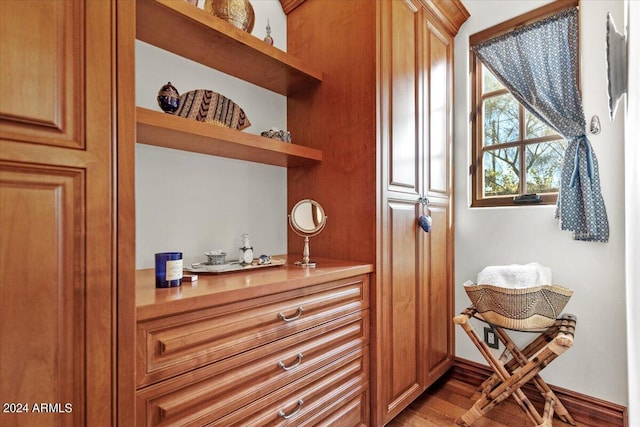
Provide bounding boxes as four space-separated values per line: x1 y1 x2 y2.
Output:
211 347 368 426
136 311 369 426
301 388 369 427
137 275 369 387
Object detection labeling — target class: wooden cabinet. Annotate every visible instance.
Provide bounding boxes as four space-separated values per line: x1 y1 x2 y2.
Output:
135 259 372 426
282 0 468 424
381 2 458 414
1 0 462 425
0 0 132 425
379 0 425 413
129 3 366 424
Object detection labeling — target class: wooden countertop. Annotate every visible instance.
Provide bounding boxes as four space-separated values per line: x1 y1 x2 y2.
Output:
136 256 373 320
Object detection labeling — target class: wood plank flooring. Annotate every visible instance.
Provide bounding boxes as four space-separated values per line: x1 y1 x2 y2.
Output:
389 375 593 427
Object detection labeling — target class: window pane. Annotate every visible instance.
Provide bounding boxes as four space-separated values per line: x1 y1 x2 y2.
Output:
483 94 520 145
483 147 520 197
525 110 557 139
482 65 503 92
525 140 567 193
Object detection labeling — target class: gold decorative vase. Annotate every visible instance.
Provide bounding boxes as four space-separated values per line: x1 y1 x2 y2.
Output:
204 0 255 33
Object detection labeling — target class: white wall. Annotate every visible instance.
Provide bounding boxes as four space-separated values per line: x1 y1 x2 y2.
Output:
625 1 639 425
454 0 628 406
135 1 289 269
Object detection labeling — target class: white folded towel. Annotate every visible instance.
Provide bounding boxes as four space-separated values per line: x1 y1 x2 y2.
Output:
475 263 552 289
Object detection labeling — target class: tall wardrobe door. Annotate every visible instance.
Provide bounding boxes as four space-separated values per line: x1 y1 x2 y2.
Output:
421 13 455 385
0 1 115 426
379 0 424 423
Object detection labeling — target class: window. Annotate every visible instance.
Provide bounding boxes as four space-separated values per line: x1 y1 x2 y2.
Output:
469 1 577 207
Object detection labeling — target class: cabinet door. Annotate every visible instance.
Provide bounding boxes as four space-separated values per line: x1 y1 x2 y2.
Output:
0 1 116 425
378 0 425 423
422 202 454 385
421 12 455 385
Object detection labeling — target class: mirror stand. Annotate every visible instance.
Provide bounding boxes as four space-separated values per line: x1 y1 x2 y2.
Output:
288 199 327 268
297 236 314 267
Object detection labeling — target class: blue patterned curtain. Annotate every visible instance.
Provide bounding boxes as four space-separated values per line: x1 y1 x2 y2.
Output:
472 7 609 242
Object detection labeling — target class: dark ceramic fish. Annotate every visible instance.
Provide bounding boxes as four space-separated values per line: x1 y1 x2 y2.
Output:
418 215 432 233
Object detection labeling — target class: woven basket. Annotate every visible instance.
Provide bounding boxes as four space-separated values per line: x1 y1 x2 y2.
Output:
464 283 573 330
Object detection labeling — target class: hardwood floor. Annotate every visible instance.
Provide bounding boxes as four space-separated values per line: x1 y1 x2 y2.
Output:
389 374 593 427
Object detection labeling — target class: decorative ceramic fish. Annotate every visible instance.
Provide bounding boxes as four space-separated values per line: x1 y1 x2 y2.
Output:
258 254 272 265
175 89 251 130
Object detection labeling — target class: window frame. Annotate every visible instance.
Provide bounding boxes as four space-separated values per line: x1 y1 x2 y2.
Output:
469 0 579 208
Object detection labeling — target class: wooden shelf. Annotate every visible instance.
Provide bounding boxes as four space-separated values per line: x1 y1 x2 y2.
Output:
135 1 325 166
136 107 322 167
136 0 323 96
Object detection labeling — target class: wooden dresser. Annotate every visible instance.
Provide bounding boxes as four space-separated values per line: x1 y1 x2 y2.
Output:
135 258 372 426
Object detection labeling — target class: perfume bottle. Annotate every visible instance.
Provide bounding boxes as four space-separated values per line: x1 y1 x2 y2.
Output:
239 234 254 265
263 20 274 45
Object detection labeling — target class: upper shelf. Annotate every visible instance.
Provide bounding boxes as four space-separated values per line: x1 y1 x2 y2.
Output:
136 0 323 96
136 107 322 167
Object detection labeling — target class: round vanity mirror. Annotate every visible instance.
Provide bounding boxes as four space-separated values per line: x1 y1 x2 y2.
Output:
288 199 327 267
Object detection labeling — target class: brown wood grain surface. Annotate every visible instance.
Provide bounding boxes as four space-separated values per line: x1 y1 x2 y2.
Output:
389 375 594 427
137 0 322 96
1 1 118 425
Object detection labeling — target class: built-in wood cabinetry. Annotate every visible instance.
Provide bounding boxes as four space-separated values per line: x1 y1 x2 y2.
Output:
2 0 333 425
1 0 466 423
0 0 132 425
131 3 376 424
282 0 468 424
135 259 372 426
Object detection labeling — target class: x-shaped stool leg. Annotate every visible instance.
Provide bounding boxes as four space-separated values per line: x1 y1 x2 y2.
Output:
453 307 577 427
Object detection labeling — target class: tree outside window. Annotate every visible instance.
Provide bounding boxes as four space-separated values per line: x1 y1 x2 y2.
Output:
470 4 574 209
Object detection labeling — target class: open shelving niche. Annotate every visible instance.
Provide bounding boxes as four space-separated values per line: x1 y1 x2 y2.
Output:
135 0 323 167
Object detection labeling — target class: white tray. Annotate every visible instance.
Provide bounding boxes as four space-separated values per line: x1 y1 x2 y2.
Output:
184 257 286 274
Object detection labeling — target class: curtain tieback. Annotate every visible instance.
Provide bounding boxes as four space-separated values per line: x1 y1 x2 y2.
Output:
569 135 594 187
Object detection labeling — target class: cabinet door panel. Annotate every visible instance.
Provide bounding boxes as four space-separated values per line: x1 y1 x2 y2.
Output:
0 0 83 148
425 21 452 197
380 200 422 419
0 164 84 427
424 202 453 384
387 0 420 194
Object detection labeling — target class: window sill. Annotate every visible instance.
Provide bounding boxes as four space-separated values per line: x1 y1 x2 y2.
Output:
471 194 558 208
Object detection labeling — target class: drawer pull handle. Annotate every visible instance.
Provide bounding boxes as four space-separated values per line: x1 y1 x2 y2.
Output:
278 353 304 371
278 399 304 420
278 306 304 322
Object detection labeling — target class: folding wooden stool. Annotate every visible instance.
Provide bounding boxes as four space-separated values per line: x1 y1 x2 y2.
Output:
453 307 577 427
